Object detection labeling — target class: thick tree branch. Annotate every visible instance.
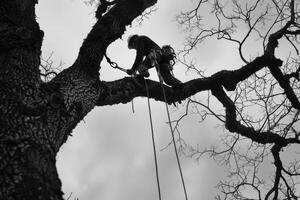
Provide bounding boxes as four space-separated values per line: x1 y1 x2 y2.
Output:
211 86 291 145
48 0 157 147
97 55 283 106
265 0 296 56
3 0 300 199
265 0 300 110
96 65 300 146
97 77 213 106
75 0 157 74
269 65 300 109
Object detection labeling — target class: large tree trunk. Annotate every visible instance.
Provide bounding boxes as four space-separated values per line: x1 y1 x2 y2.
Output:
1 0 296 199
0 0 63 199
0 0 157 199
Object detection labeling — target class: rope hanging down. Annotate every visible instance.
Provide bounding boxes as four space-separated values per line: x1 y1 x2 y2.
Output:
105 52 162 199
151 51 189 200
145 79 162 200
105 50 188 200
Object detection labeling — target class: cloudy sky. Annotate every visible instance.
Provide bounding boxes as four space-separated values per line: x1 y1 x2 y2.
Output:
35 0 241 199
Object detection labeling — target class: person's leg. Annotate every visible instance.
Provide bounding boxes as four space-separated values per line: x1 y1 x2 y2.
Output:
137 58 151 77
159 64 182 87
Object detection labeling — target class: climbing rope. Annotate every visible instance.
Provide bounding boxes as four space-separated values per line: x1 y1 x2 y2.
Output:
151 52 189 200
105 50 188 200
131 99 135 113
104 53 128 73
105 53 137 113
144 79 162 200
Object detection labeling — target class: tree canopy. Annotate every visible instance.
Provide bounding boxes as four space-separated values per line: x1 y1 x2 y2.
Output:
0 0 300 199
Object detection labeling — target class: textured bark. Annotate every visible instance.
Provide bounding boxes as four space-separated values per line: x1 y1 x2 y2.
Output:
96 55 282 106
0 0 63 199
0 0 157 199
1 0 298 199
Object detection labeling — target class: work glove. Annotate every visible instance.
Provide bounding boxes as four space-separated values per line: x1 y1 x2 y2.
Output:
127 69 135 75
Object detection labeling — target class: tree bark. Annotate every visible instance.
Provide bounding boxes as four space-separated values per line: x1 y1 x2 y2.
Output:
1 0 298 199
0 0 157 199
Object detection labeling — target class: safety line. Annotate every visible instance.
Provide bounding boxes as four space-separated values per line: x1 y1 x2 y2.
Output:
105 50 187 200
131 99 135 113
155 64 189 200
144 79 162 200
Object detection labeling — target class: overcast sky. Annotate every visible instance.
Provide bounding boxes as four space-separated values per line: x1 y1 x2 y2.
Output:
35 1 239 199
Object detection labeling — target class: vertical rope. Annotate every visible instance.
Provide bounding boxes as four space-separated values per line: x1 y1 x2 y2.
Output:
144 79 162 200
131 99 135 113
154 57 189 200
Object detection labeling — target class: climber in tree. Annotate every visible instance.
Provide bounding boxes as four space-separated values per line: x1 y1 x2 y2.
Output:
126 34 183 88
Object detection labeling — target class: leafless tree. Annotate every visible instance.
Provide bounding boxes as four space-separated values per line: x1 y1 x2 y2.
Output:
0 0 299 199
174 0 300 199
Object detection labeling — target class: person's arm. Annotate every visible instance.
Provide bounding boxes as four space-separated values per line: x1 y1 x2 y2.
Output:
131 51 143 72
130 37 144 72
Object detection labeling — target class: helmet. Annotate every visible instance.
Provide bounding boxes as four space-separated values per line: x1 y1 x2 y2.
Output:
127 34 138 48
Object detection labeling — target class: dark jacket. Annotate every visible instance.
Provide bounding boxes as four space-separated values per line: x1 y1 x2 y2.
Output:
131 35 161 71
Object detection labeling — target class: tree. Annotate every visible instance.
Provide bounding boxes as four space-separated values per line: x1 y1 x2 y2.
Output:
174 0 300 199
0 0 299 200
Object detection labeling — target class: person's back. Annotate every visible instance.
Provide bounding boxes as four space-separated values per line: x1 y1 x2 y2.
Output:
126 34 183 88
127 35 160 73
135 35 160 56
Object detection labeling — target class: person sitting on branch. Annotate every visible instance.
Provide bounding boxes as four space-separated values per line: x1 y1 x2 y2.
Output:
126 34 183 88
